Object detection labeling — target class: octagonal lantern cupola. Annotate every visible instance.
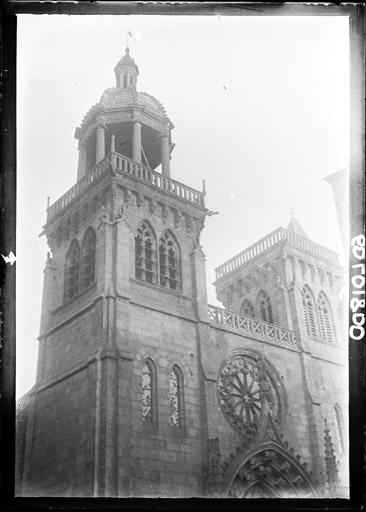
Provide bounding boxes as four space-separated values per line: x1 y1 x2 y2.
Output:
74 47 174 181
114 46 139 90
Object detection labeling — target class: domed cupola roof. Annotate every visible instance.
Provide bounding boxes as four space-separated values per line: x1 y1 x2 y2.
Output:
75 47 174 175
137 91 168 117
78 88 171 132
76 47 173 135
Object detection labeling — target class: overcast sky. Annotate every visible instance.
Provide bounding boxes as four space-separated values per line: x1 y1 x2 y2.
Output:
16 14 349 399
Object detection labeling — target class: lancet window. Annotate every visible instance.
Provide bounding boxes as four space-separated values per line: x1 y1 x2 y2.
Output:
159 231 181 291
257 291 273 323
317 291 336 342
241 299 255 318
302 285 318 337
64 239 80 301
135 221 156 284
80 228 96 290
169 365 184 428
142 359 156 423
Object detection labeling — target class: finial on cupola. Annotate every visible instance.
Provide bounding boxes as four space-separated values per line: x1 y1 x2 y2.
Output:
114 46 139 90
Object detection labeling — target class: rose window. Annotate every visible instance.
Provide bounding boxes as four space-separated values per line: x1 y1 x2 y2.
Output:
217 354 279 439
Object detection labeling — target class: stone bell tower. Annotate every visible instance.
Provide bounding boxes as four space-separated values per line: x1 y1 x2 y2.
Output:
213 215 348 495
17 47 209 497
214 215 344 342
15 45 348 499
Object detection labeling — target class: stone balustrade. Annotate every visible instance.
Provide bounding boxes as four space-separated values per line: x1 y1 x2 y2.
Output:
215 227 338 280
110 152 205 207
286 230 338 264
47 154 112 222
47 151 205 223
208 304 297 348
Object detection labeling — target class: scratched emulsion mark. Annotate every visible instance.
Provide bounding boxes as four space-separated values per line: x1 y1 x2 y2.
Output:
1 251 16 265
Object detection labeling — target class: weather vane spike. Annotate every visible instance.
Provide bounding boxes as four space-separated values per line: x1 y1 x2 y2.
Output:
289 205 295 218
126 27 133 50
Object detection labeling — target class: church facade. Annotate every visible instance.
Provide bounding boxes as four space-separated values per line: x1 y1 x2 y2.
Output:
16 49 348 498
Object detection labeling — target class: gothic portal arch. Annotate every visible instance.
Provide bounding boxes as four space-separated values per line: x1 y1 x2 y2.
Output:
226 441 317 498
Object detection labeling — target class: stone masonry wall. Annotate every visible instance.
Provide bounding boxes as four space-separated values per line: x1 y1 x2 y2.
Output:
41 302 103 382
22 364 97 496
116 299 204 496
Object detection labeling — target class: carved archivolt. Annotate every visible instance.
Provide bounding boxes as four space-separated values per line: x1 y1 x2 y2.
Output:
228 442 316 498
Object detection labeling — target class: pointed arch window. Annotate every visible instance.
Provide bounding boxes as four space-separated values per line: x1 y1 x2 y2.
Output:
159 231 181 291
135 221 156 284
257 291 273 323
80 228 96 290
333 404 345 455
302 286 318 337
169 365 184 428
241 299 255 318
317 291 336 342
64 239 80 301
142 359 157 423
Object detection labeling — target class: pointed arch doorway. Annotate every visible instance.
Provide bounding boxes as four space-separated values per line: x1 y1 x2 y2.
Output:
226 442 317 498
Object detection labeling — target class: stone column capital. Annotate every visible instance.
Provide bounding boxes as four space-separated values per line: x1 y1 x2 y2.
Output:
95 120 107 130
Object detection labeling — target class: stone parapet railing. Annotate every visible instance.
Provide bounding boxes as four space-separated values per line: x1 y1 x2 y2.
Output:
208 304 297 348
47 151 205 223
111 152 205 207
47 154 111 222
215 227 338 280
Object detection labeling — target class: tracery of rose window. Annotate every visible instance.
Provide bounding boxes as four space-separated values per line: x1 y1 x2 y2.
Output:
217 354 280 440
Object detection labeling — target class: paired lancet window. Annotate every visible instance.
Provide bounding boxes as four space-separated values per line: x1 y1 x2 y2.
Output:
135 222 156 284
302 285 336 342
80 228 96 290
241 299 255 318
317 291 336 343
169 365 184 428
240 294 273 323
302 286 318 337
64 228 96 302
141 360 184 429
159 232 180 291
142 359 157 423
257 291 273 323
135 221 181 292
64 240 80 301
